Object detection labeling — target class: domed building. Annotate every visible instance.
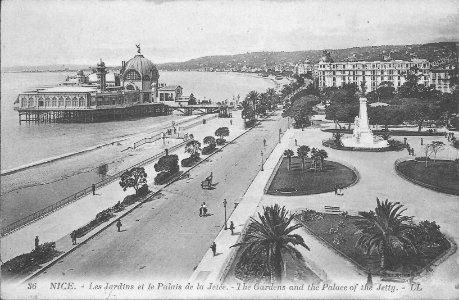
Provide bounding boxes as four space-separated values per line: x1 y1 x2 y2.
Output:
320 50 334 63
121 45 160 103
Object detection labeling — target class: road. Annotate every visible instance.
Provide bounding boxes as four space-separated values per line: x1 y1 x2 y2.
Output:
36 113 287 282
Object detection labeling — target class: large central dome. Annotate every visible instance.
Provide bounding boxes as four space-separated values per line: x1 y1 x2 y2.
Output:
123 54 159 82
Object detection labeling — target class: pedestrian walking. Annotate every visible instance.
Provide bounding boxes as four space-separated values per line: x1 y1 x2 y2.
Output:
201 202 208 216
116 219 122 232
411 148 415 156
229 221 235 235
338 185 343 195
35 236 39 249
210 242 217 256
334 184 338 195
230 119 233 125
404 137 407 145
421 138 423 145
263 139 266 147
71 230 77 245
92 183 96 195
295 139 297 146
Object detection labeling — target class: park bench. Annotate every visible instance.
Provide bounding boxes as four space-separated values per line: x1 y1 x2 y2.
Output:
324 205 342 214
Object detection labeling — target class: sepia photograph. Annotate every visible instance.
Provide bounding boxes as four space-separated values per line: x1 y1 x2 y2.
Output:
1 0 458 298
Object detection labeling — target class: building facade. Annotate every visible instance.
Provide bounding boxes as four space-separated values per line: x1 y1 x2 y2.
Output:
299 51 456 93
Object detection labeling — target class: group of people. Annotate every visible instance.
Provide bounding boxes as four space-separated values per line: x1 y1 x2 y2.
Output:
406 143 415 156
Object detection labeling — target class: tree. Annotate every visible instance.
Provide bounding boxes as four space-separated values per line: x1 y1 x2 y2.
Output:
297 145 310 170
119 167 148 195
423 141 445 167
215 127 230 141
311 148 328 171
403 102 437 132
185 140 201 158
203 136 216 147
189 93 197 105
247 90 260 117
354 198 417 269
154 154 179 174
283 149 294 171
332 132 344 147
241 100 255 123
368 105 405 131
230 204 309 283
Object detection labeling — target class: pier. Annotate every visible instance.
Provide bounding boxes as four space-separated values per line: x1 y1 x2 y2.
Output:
16 103 171 124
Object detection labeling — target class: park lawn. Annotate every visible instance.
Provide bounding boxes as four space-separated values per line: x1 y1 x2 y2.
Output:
298 212 449 276
397 160 459 194
267 157 357 195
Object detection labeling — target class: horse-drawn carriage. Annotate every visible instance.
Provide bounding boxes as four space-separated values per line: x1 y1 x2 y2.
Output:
201 172 213 189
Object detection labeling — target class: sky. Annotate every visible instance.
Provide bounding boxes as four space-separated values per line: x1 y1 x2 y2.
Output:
1 0 458 67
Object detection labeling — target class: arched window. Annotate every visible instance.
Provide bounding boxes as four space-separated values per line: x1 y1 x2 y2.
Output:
21 98 27 107
52 97 57 107
72 97 78 107
45 97 51 107
58 97 64 107
65 97 71 107
79 97 86 107
28 98 35 107
38 97 44 107
124 70 141 81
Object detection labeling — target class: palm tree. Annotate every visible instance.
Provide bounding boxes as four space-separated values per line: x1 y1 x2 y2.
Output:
310 148 318 172
247 90 260 117
283 149 294 171
297 145 310 170
354 198 417 269
266 88 277 109
231 204 310 283
316 149 328 171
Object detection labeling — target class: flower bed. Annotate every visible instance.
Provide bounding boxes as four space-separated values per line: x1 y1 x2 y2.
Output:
297 210 451 276
266 157 357 196
181 156 201 167
322 139 404 152
2 242 62 279
322 128 445 136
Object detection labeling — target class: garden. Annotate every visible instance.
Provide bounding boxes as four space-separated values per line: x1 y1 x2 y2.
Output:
396 159 459 195
296 199 451 277
266 147 357 195
231 204 320 284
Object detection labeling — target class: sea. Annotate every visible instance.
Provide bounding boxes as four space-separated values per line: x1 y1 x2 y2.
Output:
1 71 275 172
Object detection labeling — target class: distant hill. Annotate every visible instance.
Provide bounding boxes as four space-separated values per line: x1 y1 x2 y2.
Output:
158 42 457 71
2 42 456 73
1 64 120 73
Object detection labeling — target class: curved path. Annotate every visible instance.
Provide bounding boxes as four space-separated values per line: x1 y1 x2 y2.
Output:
260 123 459 298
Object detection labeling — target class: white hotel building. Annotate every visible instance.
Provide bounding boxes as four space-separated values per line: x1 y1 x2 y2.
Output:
295 52 456 93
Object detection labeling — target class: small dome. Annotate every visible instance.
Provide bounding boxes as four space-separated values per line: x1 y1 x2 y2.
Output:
320 50 334 63
123 54 159 82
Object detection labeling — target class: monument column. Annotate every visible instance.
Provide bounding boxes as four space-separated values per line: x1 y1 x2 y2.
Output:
359 97 370 130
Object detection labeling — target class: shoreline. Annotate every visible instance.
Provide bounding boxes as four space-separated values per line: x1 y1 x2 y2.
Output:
0 114 204 176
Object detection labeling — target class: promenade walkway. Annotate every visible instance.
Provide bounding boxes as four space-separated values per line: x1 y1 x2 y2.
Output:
190 123 459 299
1 112 244 263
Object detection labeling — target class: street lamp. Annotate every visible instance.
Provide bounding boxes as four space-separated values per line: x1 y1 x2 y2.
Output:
261 151 264 171
223 199 228 230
